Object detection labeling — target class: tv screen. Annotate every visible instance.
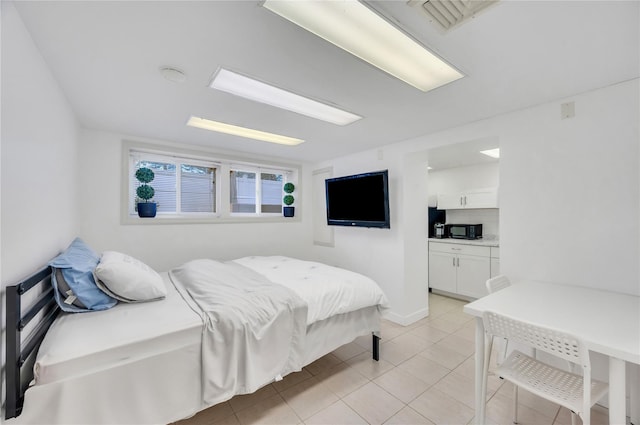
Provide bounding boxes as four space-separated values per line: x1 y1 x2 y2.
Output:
325 170 390 228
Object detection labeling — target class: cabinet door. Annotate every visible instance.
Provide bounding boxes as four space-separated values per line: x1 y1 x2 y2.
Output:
429 251 457 293
490 258 501 278
436 193 464 210
463 188 498 209
456 254 491 298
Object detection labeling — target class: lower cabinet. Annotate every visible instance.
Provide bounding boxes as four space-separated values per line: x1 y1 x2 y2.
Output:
429 242 491 299
490 247 500 278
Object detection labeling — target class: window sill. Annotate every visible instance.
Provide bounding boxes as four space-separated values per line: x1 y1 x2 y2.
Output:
121 214 301 225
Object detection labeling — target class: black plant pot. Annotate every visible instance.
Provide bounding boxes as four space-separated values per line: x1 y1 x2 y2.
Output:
283 206 295 217
137 202 157 218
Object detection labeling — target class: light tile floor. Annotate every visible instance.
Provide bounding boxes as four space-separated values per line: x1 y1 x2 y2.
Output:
174 293 611 425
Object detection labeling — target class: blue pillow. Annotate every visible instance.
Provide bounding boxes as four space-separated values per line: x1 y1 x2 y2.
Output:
49 238 117 313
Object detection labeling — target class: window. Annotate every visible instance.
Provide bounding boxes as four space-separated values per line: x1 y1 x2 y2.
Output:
125 142 298 223
229 168 284 214
129 151 217 216
181 165 217 213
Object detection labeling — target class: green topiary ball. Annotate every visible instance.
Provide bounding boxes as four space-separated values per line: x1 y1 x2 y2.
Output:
136 184 155 201
135 167 155 184
283 194 294 206
283 182 295 193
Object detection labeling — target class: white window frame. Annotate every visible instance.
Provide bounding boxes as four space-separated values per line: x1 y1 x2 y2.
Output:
128 152 219 216
229 165 290 217
121 140 300 225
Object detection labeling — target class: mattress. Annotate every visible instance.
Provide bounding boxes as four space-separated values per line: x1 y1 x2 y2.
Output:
34 273 202 384
14 273 205 425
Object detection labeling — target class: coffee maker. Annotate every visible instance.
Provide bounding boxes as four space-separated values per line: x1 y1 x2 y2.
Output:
428 207 446 238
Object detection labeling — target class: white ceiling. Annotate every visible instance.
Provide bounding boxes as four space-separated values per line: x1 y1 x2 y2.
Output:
13 1 639 163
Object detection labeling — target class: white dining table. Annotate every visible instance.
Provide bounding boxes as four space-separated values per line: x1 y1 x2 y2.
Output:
463 281 640 425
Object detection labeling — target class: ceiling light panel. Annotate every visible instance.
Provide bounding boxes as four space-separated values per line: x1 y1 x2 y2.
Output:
187 116 304 146
210 68 361 125
262 0 464 92
480 148 500 158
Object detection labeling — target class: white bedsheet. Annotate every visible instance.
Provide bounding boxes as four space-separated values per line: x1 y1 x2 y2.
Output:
169 259 308 405
14 274 203 425
232 256 389 324
34 275 202 385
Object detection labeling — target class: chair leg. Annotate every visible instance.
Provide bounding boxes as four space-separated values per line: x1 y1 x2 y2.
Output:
570 412 578 425
499 337 508 366
582 407 590 425
482 335 494 416
513 385 518 424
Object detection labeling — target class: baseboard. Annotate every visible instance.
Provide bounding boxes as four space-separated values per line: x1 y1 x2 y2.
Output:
429 288 475 302
383 307 429 326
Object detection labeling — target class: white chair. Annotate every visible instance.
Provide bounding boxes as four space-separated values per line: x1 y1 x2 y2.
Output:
486 275 511 294
481 311 608 425
485 275 511 365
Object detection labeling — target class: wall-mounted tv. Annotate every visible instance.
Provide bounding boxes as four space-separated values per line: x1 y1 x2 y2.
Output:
325 170 390 228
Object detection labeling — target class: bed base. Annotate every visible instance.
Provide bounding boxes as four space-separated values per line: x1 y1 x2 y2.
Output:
5 266 60 420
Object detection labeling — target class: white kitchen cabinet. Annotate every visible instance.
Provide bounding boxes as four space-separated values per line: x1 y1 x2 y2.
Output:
490 247 500 278
428 250 458 294
437 187 498 210
429 242 491 299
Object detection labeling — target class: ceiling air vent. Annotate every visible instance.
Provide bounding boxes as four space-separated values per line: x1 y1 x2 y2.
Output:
407 0 498 31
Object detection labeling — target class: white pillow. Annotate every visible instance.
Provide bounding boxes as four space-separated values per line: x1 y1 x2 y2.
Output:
94 251 166 303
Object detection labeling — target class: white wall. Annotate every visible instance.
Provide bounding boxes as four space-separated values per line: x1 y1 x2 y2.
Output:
400 150 431 323
311 78 639 325
499 80 638 293
77 129 315 271
1 1 81 413
310 146 431 324
1 1 80 283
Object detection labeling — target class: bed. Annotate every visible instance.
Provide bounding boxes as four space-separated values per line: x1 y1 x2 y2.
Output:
5 254 388 424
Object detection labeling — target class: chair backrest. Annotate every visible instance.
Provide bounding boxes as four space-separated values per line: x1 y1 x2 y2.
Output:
486 275 511 294
482 311 590 368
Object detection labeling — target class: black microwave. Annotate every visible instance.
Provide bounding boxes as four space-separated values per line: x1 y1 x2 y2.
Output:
445 224 483 240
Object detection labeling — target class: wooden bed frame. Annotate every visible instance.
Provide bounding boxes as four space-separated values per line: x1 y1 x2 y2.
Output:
5 265 381 420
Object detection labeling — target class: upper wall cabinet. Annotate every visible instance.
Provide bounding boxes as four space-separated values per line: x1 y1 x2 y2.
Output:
437 187 498 210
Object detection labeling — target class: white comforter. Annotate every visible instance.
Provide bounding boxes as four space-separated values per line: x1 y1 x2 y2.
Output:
169 256 388 405
233 256 389 324
169 259 308 405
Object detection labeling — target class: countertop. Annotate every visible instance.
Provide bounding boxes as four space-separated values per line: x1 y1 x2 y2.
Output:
428 237 499 247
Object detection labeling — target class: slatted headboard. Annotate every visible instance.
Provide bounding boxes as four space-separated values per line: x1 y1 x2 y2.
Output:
5 266 60 419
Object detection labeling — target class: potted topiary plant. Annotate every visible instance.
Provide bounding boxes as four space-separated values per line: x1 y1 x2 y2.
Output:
135 167 157 218
283 182 295 217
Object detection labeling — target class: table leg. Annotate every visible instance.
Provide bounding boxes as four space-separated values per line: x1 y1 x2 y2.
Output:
609 357 626 425
475 317 486 425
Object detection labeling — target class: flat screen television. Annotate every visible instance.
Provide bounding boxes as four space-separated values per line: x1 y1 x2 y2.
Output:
325 170 390 228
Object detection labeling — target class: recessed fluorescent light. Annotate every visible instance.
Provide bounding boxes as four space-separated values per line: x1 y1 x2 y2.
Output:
480 148 500 158
187 116 304 146
262 0 464 92
210 68 362 125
